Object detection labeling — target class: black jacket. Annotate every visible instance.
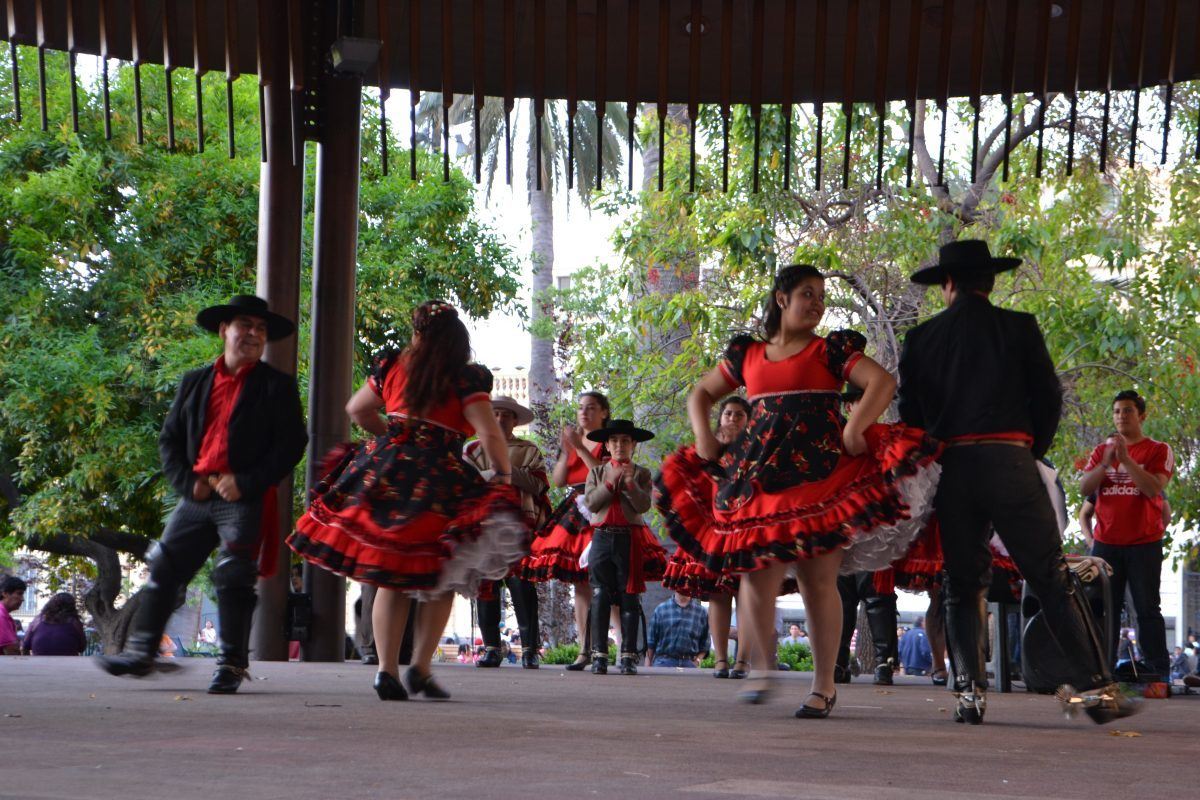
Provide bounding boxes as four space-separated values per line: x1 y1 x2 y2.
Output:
897 293 1062 459
158 360 308 501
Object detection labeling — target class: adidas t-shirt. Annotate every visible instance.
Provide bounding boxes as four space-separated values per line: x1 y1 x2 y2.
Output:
1084 437 1174 546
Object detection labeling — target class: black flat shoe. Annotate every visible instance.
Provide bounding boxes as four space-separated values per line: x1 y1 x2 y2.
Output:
795 690 837 719
404 667 451 700
737 678 772 705
207 665 249 695
931 669 949 686
729 660 749 680
95 653 155 678
373 671 408 701
713 660 730 679
564 655 591 672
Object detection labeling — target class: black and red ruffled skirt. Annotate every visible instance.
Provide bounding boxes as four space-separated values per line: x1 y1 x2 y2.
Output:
520 486 667 586
655 423 941 579
891 517 1023 600
288 418 530 598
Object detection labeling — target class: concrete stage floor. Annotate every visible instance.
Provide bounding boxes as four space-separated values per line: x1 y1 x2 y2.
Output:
0 657 1193 800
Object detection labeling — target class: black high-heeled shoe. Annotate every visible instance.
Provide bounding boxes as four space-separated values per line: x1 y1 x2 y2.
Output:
404 666 451 700
373 671 408 701
564 654 591 672
795 690 837 719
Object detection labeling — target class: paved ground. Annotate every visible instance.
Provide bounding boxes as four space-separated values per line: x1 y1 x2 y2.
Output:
0 657 1194 800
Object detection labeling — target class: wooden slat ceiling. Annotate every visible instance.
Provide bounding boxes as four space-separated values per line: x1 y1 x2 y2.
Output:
7 0 1197 106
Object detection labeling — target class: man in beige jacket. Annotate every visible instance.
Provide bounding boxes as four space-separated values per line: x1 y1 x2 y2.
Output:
464 396 551 668
583 419 655 676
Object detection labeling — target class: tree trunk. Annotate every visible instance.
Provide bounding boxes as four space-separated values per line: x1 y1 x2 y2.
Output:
528 173 557 444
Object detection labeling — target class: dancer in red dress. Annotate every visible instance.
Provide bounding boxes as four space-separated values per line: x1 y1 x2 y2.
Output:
661 395 752 679
522 392 666 669
289 301 529 702
655 265 941 718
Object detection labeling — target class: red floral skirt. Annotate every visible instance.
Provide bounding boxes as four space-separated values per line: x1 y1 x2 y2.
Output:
288 419 530 598
655 423 941 579
520 487 667 585
891 517 1023 600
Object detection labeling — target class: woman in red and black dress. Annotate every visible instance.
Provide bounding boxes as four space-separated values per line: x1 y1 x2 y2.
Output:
289 301 529 702
522 392 666 669
656 265 941 718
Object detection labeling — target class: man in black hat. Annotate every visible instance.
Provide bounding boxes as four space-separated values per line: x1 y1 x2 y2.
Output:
99 295 307 694
897 240 1133 725
582 419 655 676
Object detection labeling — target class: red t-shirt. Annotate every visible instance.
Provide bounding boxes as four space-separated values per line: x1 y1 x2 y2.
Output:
193 357 257 475
1084 437 1174 546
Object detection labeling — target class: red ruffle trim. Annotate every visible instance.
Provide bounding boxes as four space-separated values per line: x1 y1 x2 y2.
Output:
656 423 941 574
288 483 527 591
892 517 1023 600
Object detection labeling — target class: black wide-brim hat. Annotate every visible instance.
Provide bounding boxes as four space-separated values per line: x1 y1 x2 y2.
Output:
910 239 1021 285
196 295 296 341
586 419 655 443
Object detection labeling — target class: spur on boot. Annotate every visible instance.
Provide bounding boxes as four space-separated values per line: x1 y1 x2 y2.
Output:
617 656 638 675
591 655 608 675
873 662 894 686
476 647 504 668
713 659 730 679
373 671 409 701
1058 683 1140 725
207 665 249 695
522 650 540 669
565 654 591 672
953 685 986 724
405 666 451 700
795 690 837 719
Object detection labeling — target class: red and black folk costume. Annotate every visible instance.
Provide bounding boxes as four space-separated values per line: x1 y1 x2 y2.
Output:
655 330 941 582
289 352 529 599
889 517 1023 601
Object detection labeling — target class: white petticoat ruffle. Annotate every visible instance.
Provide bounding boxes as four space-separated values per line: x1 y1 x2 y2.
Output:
833 460 943 575
412 510 530 601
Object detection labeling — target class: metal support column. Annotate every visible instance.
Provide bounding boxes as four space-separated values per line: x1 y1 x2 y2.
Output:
250 0 305 663
302 69 363 662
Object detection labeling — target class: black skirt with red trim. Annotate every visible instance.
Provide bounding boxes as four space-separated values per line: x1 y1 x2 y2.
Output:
288 418 530 598
655 423 942 579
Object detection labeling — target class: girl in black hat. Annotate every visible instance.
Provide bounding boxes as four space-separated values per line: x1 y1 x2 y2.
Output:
289 301 530 702
655 265 941 718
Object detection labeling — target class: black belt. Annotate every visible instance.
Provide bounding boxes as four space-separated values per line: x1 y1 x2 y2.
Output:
657 653 697 660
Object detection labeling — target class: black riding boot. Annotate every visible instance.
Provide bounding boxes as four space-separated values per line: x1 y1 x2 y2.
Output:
618 594 641 675
97 580 178 677
944 585 988 724
209 587 256 694
589 585 612 674
834 575 858 683
866 594 899 684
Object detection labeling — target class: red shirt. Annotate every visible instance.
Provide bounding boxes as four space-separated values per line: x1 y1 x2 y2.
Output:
1084 437 1174 546
601 460 632 527
566 441 606 486
193 357 257 475
368 356 490 436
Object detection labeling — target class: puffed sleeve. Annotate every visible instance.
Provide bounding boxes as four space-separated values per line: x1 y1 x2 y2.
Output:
824 329 868 381
367 350 401 397
456 363 494 408
717 335 755 389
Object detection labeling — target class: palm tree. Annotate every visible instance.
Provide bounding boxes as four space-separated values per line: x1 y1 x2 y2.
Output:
417 95 629 441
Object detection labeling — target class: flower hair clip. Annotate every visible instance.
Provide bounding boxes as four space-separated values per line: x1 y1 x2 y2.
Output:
413 300 458 332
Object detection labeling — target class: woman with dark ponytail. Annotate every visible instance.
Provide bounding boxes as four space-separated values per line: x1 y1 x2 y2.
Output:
655 265 941 718
290 301 529 702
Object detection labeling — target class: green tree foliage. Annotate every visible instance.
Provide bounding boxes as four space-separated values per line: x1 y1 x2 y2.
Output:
553 95 1199 551
0 47 521 640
